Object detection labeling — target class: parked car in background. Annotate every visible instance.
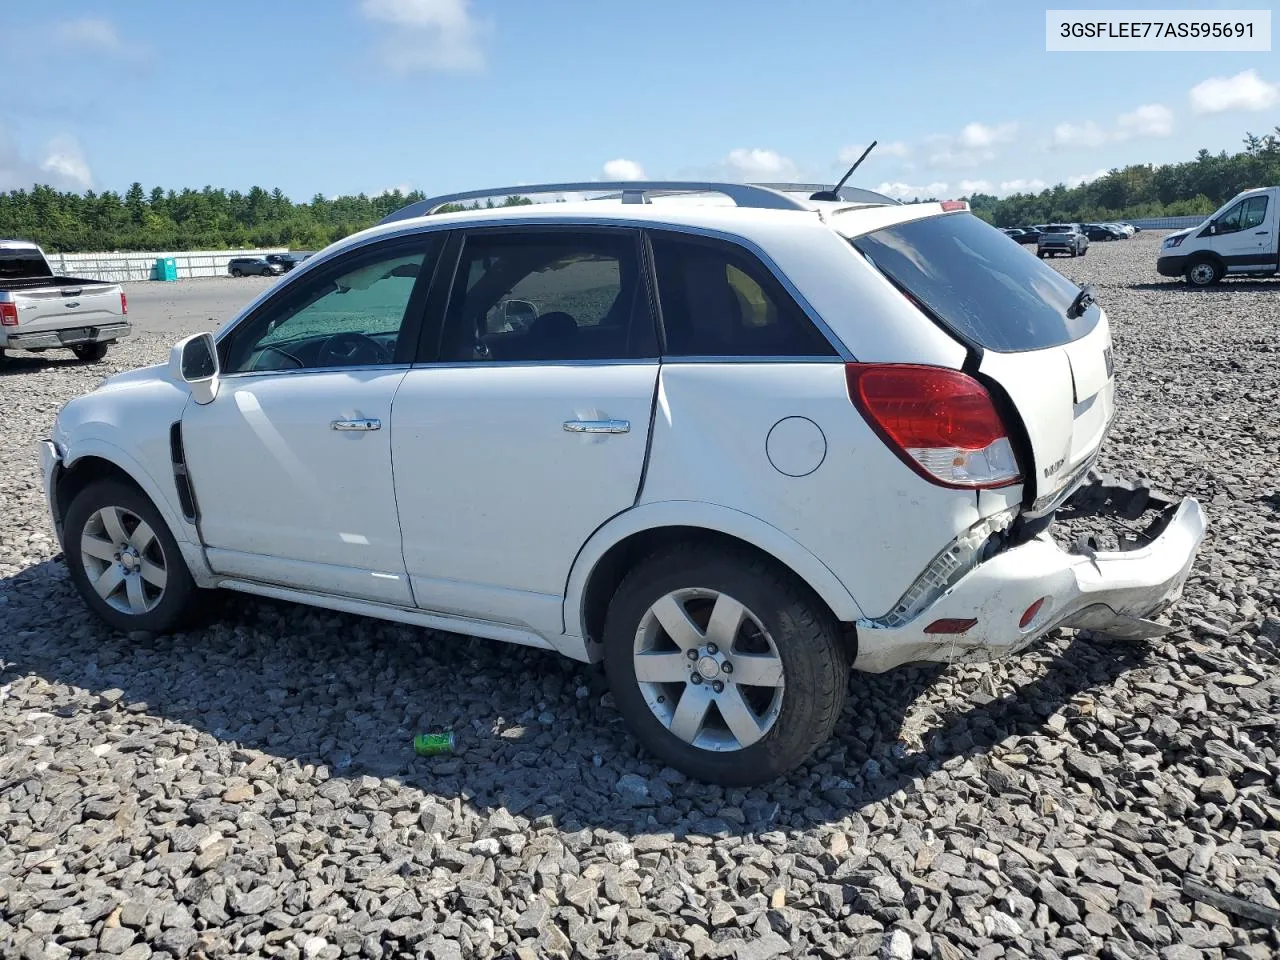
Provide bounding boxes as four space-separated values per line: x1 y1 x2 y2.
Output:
1000 228 1027 241
227 257 282 277
40 179 1205 785
1115 222 1139 235
265 252 313 273
1037 224 1089 258
1157 185 1279 286
0 240 129 363
1084 223 1126 242
1011 226 1040 244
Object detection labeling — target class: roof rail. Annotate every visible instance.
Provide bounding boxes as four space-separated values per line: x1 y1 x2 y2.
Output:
377 180 816 225
753 182 902 206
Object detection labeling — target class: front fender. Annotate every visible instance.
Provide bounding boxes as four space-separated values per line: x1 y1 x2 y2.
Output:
563 500 866 642
59 437 214 584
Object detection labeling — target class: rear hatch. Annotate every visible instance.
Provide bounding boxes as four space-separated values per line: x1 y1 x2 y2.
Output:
1038 226 1075 247
850 211 1113 511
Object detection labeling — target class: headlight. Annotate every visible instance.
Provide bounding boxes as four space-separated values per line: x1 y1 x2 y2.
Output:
1164 235 1186 248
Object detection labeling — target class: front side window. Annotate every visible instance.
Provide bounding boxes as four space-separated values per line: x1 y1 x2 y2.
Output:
1215 201 1246 233
223 243 430 374
1240 196 1269 230
650 235 836 357
439 230 654 362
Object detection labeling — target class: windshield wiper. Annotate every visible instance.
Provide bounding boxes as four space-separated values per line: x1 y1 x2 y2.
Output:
1066 283 1097 320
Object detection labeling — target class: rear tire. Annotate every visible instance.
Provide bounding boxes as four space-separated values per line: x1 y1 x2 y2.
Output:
603 544 849 786
1185 258 1223 287
72 342 109 363
64 480 201 634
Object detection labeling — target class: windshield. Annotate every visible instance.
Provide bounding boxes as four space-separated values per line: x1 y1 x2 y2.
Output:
0 246 52 280
852 212 1099 353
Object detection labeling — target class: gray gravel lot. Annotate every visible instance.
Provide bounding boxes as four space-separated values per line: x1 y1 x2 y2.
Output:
2 233 1278 960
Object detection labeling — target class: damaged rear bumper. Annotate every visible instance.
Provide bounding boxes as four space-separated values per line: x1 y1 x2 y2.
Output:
853 473 1206 673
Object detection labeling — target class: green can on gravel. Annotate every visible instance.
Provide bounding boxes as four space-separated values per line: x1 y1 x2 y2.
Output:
413 732 456 756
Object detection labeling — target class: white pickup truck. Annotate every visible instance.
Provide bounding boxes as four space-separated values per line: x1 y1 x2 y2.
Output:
0 240 130 362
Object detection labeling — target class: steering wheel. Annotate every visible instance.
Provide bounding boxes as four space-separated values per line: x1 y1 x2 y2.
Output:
317 331 393 367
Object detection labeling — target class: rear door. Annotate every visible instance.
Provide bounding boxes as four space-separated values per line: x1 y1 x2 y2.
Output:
853 212 1112 510
390 227 659 635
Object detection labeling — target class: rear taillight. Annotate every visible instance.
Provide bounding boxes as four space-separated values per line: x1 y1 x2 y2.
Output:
846 363 1021 489
120 291 128 315
0 303 17 326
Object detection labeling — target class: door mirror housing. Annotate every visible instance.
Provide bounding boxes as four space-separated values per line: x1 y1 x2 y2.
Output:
170 332 220 404
503 298 538 328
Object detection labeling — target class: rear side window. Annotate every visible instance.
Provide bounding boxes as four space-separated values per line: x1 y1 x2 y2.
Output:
440 230 656 362
650 235 837 358
853 213 1098 353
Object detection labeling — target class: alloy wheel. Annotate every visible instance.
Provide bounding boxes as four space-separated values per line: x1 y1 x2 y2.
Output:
632 588 785 752
79 505 168 615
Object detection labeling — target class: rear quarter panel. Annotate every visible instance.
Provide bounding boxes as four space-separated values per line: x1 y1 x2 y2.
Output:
640 362 982 619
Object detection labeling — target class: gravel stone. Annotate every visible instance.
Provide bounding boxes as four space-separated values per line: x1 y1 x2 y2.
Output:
1 245 1277 959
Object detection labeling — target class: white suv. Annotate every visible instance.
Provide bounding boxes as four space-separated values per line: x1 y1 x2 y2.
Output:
40 181 1206 785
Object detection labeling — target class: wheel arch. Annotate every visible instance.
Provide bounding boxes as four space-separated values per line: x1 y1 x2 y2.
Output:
1185 251 1226 280
53 441 213 582
565 502 864 660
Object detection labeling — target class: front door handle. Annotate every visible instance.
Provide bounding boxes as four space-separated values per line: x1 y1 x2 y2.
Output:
331 418 381 432
563 419 630 435
1255 230 1269 235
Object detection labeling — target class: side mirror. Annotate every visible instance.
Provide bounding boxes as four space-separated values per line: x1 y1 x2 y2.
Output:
503 299 538 327
169 332 220 405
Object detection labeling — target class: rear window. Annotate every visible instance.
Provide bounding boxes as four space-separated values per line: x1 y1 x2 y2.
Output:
852 213 1099 352
0 246 52 280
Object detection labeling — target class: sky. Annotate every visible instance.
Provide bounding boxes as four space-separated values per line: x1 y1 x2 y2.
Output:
2 0 1278 202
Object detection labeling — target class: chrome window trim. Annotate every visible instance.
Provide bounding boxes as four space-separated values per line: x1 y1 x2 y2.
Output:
404 356 843 371
219 363 412 382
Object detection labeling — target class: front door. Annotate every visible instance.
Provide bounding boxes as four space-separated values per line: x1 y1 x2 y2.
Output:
1213 193 1274 272
391 227 659 635
183 235 439 604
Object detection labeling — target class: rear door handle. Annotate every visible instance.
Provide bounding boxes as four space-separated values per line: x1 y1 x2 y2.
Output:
563 419 630 435
331 418 381 431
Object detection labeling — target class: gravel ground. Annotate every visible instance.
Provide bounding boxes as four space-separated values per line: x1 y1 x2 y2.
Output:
2 233 1278 960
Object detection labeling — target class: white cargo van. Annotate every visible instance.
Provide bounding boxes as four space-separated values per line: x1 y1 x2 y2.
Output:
1157 186 1279 286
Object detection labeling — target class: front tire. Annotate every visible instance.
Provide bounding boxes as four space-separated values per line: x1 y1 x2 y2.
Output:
72 342 109 363
230 268 243 277
64 480 200 634
603 545 849 786
1185 258 1223 287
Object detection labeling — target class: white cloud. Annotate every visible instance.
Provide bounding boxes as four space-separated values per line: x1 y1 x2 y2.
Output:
875 180 949 200
1190 69 1280 114
1053 120 1108 148
999 178 1047 194
602 158 646 181
958 179 993 195
838 140 910 163
53 17 126 52
361 0 490 72
1068 169 1108 188
958 122 1017 149
1054 103 1173 148
1116 103 1174 139
40 137 93 189
722 148 797 181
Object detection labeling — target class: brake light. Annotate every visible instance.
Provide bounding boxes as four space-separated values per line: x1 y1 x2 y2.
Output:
940 200 968 212
846 363 1021 489
0 303 16 326
120 291 128 315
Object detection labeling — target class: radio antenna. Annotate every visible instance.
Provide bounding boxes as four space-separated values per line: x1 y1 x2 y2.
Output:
810 140 877 202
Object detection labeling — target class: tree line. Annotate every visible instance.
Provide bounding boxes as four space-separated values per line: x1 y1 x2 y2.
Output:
1 129 1276 252
968 128 1280 226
